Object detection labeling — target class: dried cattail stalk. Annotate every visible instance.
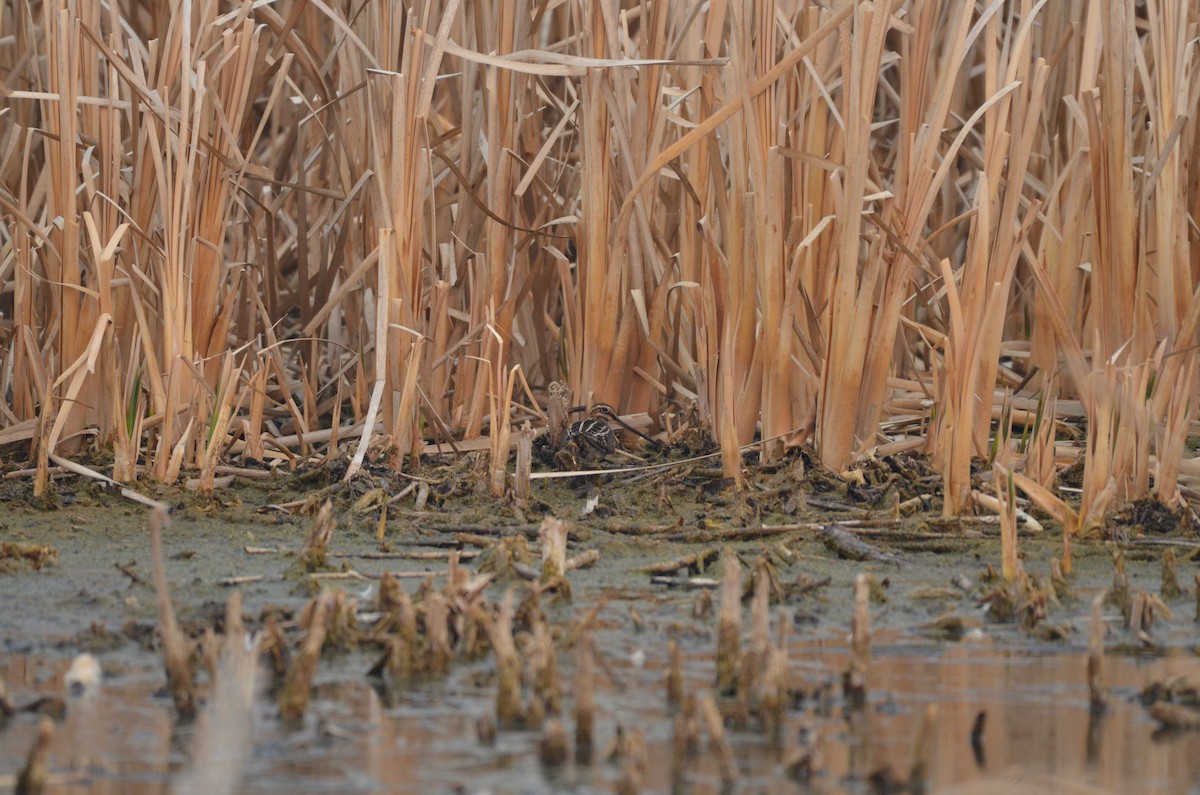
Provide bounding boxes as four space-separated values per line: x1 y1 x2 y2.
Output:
760 644 789 746
174 593 261 795
672 693 701 768
425 590 451 674
279 590 333 722
575 632 595 763
715 548 742 693
515 420 534 501
150 507 195 719
539 516 569 584
547 381 570 449
261 616 290 678
698 691 738 787
908 704 938 794
325 589 359 650
476 714 497 745
614 727 648 795
378 572 402 617
845 572 871 709
528 612 561 717
15 717 54 795
1109 549 1130 615
300 501 336 572
1087 592 1107 712
995 467 1019 583
750 560 771 656
538 718 569 767
1161 549 1181 599
490 589 523 726
665 639 684 707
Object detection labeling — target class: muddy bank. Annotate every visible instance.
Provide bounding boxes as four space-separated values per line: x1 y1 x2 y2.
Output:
1 454 1199 793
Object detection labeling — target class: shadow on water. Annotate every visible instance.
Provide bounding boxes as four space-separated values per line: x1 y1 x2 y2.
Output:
3 638 1199 795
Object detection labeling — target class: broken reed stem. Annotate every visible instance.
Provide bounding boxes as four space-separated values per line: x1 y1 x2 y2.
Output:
846 572 871 709
1161 549 1180 599
150 507 195 719
995 466 1019 583
666 639 684 707
615 726 648 795
15 717 54 795
491 588 523 726
278 590 333 722
539 516 568 583
515 421 534 501
909 704 938 793
538 718 569 767
1087 592 1107 712
547 381 570 449
698 691 738 787
174 591 261 795
715 548 742 693
575 632 595 763
425 590 451 674
300 501 335 572
529 610 561 717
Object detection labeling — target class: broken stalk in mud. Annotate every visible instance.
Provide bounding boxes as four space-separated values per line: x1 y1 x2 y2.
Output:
698 691 738 787
515 421 534 501
909 704 938 794
490 588 523 726
715 548 742 693
1161 549 1181 599
614 726 648 795
299 501 335 572
538 516 570 596
538 718 569 767
278 589 333 722
574 632 595 763
150 507 196 719
14 717 54 795
1088 592 1107 712
666 639 684 707
845 572 871 709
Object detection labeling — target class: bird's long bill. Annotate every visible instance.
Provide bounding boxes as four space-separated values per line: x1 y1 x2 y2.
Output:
567 404 660 448
607 412 661 448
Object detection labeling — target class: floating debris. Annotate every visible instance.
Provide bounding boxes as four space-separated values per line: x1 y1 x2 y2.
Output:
63 653 101 696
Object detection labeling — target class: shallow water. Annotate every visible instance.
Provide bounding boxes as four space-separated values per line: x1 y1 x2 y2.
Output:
2 490 1199 794
3 635 1199 794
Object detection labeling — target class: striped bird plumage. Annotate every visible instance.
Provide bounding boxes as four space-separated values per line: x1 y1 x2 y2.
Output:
564 404 620 456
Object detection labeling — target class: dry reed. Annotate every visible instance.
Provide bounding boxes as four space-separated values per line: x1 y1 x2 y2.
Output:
0 1 1197 524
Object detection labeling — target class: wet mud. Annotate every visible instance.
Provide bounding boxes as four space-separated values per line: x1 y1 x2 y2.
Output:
1 451 1199 793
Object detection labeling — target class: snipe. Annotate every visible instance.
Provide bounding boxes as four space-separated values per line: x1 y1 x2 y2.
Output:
555 403 659 470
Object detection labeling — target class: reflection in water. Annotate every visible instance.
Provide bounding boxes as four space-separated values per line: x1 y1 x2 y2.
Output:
2 640 1199 794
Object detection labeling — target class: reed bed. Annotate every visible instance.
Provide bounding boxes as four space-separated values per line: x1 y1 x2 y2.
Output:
0 1 1197 523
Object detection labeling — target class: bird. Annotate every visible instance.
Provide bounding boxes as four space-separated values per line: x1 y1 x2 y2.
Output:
564 404 621 457
563 403 661 458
